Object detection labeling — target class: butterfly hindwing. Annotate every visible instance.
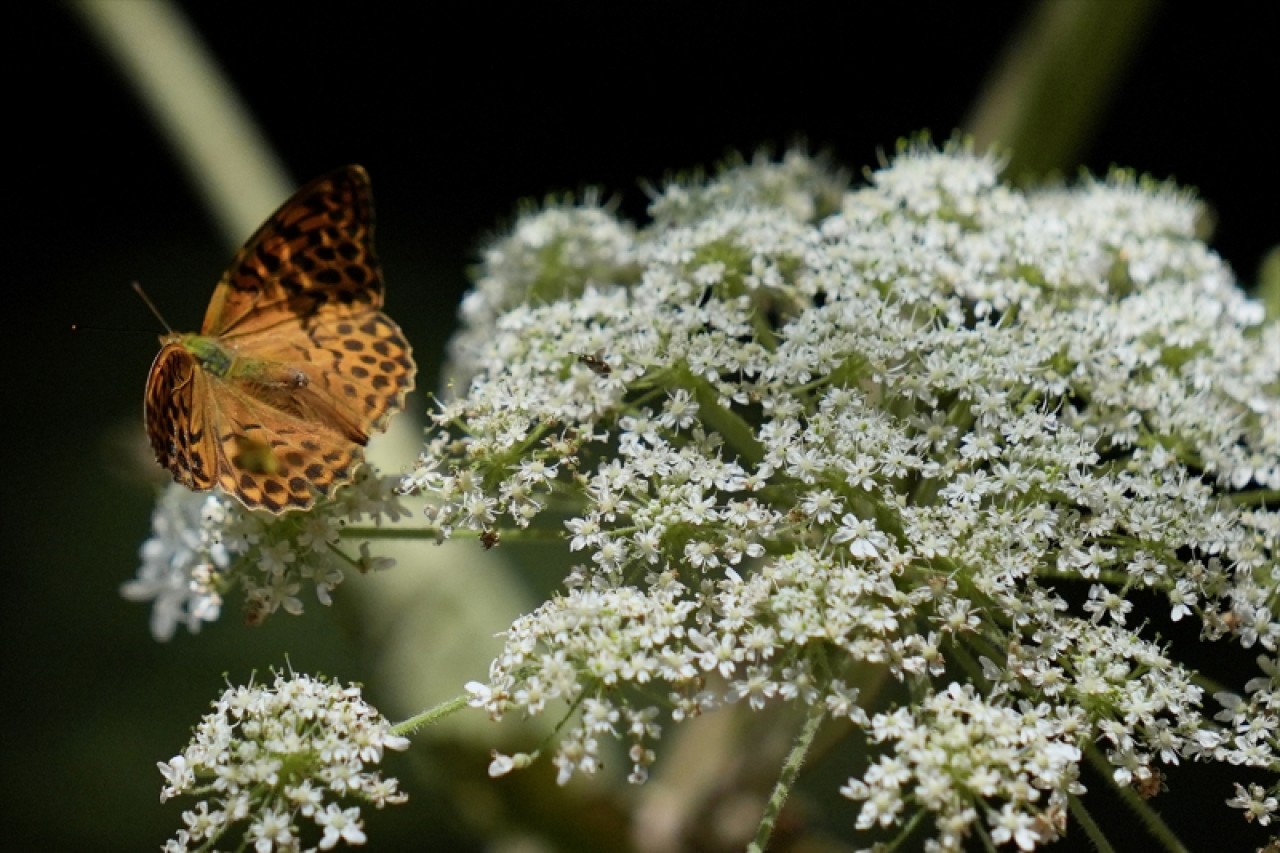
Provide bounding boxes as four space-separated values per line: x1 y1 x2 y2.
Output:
232 307 416 437
144 344 218 492
203 379 361 512
306 309 416 433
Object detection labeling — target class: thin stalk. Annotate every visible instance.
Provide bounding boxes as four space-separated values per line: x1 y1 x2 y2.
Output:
1084 743 1189 853
393 694 470 737
748 702 826 852
1067 791 1116 853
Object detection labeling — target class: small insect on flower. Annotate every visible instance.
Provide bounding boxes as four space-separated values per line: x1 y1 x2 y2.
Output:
1133 770 1167 800
143 166 416 513
574 349 612 375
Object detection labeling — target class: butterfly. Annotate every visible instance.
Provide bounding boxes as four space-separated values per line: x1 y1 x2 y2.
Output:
144 165 416 513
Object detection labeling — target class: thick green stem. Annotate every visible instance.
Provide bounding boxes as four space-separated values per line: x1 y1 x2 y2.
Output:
679 367 765 467
1226 489 1279 508
340 526 441 540
69 0 290 247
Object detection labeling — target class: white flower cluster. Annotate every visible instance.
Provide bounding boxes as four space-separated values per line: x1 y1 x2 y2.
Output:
408 141 1278 847
1216 654 1280 823
842 682 1083 850
159 671 408 852
448 193 639 393
124 471 409 640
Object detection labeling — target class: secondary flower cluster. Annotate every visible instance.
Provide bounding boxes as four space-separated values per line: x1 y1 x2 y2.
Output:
405 143 1278 848
124 470 410 640
842 682 1083 848
158 671 408 852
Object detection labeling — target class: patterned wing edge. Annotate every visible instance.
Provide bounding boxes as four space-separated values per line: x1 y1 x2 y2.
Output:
310 308 417 436
144 343 218 492
202 165 383 339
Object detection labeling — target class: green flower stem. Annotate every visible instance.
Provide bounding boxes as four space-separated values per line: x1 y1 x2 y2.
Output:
1033 567 1141 587
1227 489 1280 508
1068 791 1116 853
949 635 996 687
1084 743 1190 853
1261 246 1280 319
677 366 766 467
883 807 928 851
325 542 363 572
70 0 291 246
972 818 999 853
392 694 470 737
965 0 1157 181
748 702 826 853
1188 670 1230 698
340 526 440 540
339 525 565 542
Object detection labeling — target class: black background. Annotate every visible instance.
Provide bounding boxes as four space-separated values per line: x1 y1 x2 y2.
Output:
6 3 1276 850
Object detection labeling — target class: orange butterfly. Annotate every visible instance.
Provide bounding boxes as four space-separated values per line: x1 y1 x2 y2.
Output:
145 166 415 513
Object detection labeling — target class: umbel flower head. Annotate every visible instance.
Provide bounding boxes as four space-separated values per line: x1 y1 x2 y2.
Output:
404 142 1278 847
158 670 409 852
124 469 410 640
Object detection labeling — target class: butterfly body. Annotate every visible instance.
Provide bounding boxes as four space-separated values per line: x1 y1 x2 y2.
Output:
145 166 415 513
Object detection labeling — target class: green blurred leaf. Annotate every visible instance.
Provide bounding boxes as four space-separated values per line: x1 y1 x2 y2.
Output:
966 0 1158 181
1260 246 1280 320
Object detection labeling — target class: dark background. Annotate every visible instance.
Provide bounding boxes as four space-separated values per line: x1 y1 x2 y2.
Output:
6 3 1276 850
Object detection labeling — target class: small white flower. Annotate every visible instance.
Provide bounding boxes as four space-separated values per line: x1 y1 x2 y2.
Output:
1227 782 1278 825
488 752 516 777
157 754 192 801
316 804 366 849
831 513 888 559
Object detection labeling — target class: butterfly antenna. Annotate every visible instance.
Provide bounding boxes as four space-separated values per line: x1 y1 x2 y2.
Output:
131 281 174 334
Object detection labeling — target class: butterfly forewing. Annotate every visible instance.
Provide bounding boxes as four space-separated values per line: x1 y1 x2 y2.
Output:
145 165 416 513
202 165 382 339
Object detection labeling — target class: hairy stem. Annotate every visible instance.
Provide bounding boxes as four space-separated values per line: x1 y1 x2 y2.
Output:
748 702 826 852
392 694 470 737
1084 743 1189 853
